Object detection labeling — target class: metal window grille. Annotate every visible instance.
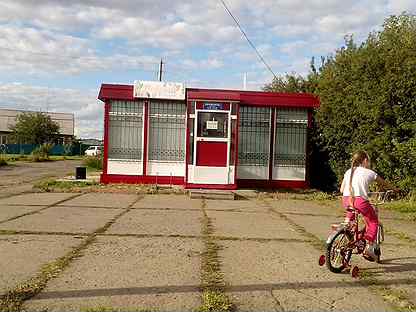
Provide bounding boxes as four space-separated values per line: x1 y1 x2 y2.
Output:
108 100 143 160
274 108 307 167
238 106 271 166
149 101 186 161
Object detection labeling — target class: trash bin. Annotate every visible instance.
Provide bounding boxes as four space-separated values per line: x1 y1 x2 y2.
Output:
75 166 86 180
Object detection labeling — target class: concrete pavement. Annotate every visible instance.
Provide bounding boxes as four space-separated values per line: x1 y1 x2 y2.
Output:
0 192 415 311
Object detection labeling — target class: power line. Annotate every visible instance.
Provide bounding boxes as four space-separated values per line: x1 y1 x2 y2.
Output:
219 0 277 79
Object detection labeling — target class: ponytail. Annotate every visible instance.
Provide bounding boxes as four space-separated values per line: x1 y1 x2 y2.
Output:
348 150 369 207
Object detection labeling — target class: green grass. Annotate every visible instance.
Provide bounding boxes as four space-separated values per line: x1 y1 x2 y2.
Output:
384 200 416 214
83 156 103 170
81 306 155 312
199 201 234 312
33 179 186 195
2 154 82 162
383 194 416 221
0 157 7 167
33 179 98 192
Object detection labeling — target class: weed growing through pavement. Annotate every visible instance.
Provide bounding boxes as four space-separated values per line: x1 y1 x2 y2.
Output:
199 200 234 312
81 306 155 312
0 201 137 312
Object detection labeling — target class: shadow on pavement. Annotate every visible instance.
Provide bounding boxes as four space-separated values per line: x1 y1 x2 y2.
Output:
31 278 416 300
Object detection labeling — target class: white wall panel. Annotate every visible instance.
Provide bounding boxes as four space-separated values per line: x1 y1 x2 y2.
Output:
273 166 305 181
108 160 143 175
147 161 185 177
237 165 268 180
193 166 229 184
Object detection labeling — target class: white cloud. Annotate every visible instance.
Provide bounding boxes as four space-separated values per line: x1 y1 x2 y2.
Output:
0 82 103 138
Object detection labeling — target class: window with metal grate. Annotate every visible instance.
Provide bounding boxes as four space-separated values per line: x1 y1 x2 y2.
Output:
274 108 307 168
108 100 143 160
148 101 186 161
238 106 271 166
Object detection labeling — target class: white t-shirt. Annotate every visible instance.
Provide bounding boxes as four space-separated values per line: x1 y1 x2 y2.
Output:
342 167 378 200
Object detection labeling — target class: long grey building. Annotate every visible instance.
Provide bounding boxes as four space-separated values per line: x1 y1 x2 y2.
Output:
0 108 74 144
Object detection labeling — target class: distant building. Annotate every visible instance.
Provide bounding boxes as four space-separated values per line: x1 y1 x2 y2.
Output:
0 108 74 145
80 138 103 146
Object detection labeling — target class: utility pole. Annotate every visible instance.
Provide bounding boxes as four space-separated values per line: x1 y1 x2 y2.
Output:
243 73 247 90
158 59 163 81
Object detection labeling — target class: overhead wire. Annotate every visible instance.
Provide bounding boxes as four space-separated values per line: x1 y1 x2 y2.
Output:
219 0 277 80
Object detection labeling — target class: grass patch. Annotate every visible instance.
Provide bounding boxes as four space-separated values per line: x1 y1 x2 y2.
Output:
384 195 416 221
81 306 155 312
0 157 7 167
0 234 96 312
33 179 186 195
199 291 233 312
257 190 338 204
0 201 137 312
83 156 103 170
33 179 98 192
1 154 84 162
2 154 30 162
199 200 234 312
384 201 416 214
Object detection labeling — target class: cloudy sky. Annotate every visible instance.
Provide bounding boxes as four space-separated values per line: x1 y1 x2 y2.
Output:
0 0 414 139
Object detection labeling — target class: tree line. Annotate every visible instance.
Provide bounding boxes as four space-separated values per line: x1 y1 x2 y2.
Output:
264 14 416 192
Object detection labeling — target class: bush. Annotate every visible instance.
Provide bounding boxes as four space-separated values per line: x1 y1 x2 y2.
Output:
31 143 53 162
0 157 7 167
83 156 103 170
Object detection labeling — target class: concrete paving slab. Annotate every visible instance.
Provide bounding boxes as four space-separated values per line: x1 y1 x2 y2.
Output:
358 243 416 305
383 218 416 241
132 194 201 210
0 235 82 296
207 210 303 240
107 209 202 236
0 193 78 206
59 193 139 208
189 190 235 200
205 199 269 212
0 205 46 222
266 198 344 217
0 206 120 233
24 237 202 312
220 240 392 312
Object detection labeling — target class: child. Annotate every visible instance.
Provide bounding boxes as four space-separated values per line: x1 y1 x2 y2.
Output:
340 150 394 261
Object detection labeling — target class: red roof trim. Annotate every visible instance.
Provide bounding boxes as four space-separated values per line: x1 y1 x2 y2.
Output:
98 84 320 108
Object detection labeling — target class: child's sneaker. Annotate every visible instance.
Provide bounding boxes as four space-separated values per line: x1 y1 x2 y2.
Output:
363 244 376 262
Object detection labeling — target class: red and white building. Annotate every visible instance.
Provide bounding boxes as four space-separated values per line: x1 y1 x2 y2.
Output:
98 81 319 190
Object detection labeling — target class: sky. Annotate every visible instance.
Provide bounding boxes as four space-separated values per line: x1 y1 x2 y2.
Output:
0 0 415 139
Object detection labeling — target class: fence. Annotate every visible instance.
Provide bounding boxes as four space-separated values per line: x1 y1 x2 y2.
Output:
0 144 90 156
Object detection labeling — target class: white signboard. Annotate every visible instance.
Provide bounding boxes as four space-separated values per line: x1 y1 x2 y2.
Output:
133 80 185 100
206 120 218 130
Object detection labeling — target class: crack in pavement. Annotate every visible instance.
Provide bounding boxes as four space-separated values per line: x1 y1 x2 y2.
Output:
0 194 144 311
269 289 285 312
0 193 84 225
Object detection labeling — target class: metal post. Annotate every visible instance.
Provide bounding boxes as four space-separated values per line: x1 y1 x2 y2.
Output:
158 59 163 81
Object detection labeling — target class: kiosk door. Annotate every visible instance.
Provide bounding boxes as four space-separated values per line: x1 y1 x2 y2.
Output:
192 110 231 185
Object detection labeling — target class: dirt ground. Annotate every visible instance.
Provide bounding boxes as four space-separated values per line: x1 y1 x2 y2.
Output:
0 190 415 311
0 160 82 198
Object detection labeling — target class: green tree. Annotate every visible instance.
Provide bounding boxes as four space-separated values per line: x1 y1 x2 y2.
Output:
315 14 416 191
9 112 60 145
265 13 416 192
